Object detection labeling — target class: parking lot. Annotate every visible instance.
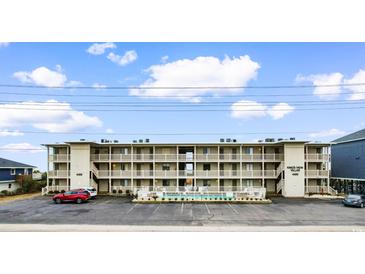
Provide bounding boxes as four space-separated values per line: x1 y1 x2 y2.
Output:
1 196 365 228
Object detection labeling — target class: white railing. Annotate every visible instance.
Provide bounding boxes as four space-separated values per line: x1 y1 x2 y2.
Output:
305 154 329 161
155 154 178 161
110 170 132 177
219 170 240 177
328 186 338 196
178 154 195 161
305 185 331 194
48 170 69 177
305 170 329 177
219 154 240 161
195 154 219 161
264 154 284 161
178 170 195 177
91 163 99 177
154 170 178 178
263 170 277 177
42 185 71 195
49 154 69 162
242 170 263 177
98 170 109 177
241 154 262 161
111 154 132 161
195 170 219 177
133 154 154 161
133 170 154 177
91 154 109 161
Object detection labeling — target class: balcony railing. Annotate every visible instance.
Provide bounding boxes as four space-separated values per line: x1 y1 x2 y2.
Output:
111 154 132 161
154 170 178 178
91 154 109 161
305 185 332 194
49 154 69 162
305 154 329 161
241 154 262 161
155 154 178 161
195 154 219 161
195 170 219 177
263 154 284 161
219 170 240 177
133 154 154 161
48 170 70 178
219 154 240 161
305 170 329 177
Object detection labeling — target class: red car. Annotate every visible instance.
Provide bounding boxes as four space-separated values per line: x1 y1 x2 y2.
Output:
53 190 90 204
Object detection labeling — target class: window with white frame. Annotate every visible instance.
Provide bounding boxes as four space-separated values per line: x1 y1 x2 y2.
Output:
10 169 15 175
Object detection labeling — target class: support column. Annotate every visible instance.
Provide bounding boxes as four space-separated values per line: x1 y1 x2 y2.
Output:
194 145 197 191
176 146 179 191
153 145 156 191
261 145 264 187
239 145 242 191
108 145 111 194
217 145 220 192
47 146 50 189
131 145 134 189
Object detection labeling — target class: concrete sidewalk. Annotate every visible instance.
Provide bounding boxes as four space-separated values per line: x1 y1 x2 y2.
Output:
1 223 364 232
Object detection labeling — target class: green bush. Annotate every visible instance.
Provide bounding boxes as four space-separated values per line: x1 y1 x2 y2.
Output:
1 190 9 195
118 189 123 194
21 177 46 193
0 192 5 197
112 189 117 193
61 190 65 193
48 190 54 194
54 190 60 194
15 188 24 194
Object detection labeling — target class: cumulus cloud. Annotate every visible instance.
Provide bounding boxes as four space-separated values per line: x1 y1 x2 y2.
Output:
344 69 365 100
161 55 169 63
13 66 67 87
0 42 9 48
0 100 102 133
230 100 294 120
296 72 344 100
107 50 138 66
0 143 43 153
130 55 260 102
308 128 346 138
0 129 24 137
86 42 116 55
266 102 295 120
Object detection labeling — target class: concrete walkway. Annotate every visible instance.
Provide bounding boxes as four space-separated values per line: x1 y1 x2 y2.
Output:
1 223 364 232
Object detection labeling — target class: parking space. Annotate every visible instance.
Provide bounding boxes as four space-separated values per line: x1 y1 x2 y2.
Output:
1 196 365 227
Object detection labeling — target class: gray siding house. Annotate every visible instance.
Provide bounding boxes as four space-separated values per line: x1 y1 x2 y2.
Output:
331 129 365 194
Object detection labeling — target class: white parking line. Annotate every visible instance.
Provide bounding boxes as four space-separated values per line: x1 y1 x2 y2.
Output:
181 203 184 214
205 203 211 214
152 203 161 215
126 204 137 214
227 203 239 214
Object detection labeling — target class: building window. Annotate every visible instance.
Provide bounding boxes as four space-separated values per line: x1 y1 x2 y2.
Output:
203 147 209 154
244 180 253 187
162 164 170 171
10 169 15 175
162 179 169 187
203 164 210 171
8 183 12 189
203 180 209 186
245 147 253 155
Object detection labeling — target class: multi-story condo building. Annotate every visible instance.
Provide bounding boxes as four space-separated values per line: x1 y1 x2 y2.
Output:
43 138 332 197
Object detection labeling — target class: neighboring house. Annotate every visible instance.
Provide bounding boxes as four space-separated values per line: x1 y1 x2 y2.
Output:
0 157 35 192
331 129 365 194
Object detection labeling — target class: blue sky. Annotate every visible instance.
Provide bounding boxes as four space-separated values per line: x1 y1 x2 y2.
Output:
1 42 365 170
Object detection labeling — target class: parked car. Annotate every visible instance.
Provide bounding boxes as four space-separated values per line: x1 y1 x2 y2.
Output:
53 190 90 204
78 187 97 199
342 194 365 208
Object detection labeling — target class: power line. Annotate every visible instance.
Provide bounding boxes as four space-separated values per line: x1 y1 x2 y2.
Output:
0 90 363 98
0 82 365 89
1 106 365 112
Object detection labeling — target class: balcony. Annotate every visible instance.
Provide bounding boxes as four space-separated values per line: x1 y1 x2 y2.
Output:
219 154 240 162
305 170 329 177
49 154 69 162
218 170 240 178
305 154 329 161
195 154 219 161
195 170 219 177
242 170 262 177
155 170 177 178
111 154 132 161
91 154 109 161
110 170 132 178
133 154 154 162
241 154 262 161
178 154 195 161
48 170 70 178
155 154 177 162
133 170 154 178
263 154 284 161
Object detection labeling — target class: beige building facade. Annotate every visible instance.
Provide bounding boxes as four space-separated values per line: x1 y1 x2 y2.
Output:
44 139 332 197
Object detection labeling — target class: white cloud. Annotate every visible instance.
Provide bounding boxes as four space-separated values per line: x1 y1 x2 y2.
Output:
296 72 344 100
344 69 365 100
230 100 268 119
308 128 346 138
0 129 24 137
0 42 9 48
0 100 102 133
106 128 114 134
86 42 116 55
130 55 260 102
107 50 138 66
92 83 107 89
267 102 295 120
0 143 43 153
161 55 169 63
13 66 67 87
230 100 294 120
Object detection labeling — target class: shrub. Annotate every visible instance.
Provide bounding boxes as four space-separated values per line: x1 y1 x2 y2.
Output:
112 189 117 194
61 190 65 193
54 190 60 194
1 190 9 195
48 190 54 194
181 198 184 201
224 198 227 201
175 198 178 201
16 188 24 194
162 198 165 201
21 177 46 193
118 189 123 194
168 198 171 201
126 189 130 195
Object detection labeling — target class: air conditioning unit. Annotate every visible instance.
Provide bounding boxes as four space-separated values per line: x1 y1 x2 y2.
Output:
145 139 150 143
226 138 231 142
290 137 296 140
220 138 225 142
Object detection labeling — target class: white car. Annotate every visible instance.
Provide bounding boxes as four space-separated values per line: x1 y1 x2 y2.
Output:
80 187 97 199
